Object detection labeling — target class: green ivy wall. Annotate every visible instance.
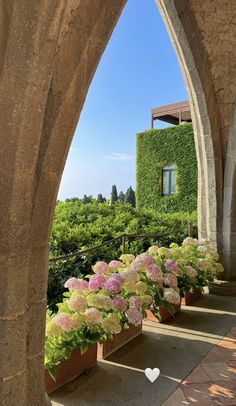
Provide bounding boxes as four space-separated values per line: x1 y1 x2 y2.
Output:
136 123 197 213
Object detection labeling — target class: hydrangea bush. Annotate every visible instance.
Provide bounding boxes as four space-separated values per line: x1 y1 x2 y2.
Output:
45 237 223 379
149 237 224 297
45 257 150 379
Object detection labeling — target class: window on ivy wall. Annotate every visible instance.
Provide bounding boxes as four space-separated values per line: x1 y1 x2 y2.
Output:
162 166 176 196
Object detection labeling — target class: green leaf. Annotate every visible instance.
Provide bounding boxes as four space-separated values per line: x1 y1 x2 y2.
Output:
80 344 89 355
47 366 57 382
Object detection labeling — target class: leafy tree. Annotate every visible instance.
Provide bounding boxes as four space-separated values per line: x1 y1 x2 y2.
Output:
70 197 80 202
110 185 118 205
118 191 125 204
82 194 93 204
97 193 106 203
125 186 136 207
65 197 80 202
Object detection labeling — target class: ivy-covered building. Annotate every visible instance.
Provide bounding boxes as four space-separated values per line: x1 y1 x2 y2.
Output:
136 101 197 213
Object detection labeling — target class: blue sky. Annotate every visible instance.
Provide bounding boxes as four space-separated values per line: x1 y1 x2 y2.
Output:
58 0 187 200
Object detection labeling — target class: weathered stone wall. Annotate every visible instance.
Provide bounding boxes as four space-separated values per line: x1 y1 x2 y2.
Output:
0 1 126 405
156 0 236 282
1 1 236 405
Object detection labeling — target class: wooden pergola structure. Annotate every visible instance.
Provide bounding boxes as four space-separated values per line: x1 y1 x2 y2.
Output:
151 100 192 128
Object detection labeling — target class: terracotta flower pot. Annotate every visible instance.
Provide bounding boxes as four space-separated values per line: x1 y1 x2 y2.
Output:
45 344 97 394
182 289 202 305
97 324 142 359
146 300 181 323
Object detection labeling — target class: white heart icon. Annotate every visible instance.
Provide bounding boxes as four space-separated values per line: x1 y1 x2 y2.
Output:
144 368 160 383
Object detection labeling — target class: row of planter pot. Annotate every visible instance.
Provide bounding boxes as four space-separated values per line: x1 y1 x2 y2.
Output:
45 289 201 394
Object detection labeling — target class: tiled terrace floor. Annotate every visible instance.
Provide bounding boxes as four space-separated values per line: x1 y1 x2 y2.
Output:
164 326 236 405
51 293 236 406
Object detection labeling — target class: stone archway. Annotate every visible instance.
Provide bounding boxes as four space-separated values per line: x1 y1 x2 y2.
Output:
222 99 236 281
1 1 236 405
0 2 126 405
156 0 221 247
157 0 236 289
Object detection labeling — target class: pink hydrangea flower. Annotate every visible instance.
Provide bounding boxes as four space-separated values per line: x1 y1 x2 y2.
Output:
129 296 143 309
111 273 123 284
84 308 102 324
131 253 154 271
109 260 122 269
53 313 73 332
164 259 179 273
64 277 89 291
64 277 81 290
163 273 178 288
196 258 208 271
131 258 145 271
197 245 208 255
196 258 209 271
125 308 143 326
146 264 163 282
137 253 154 266
163 288 180 305
68 295 87 312
93 261 109 274
103 277 121 294
112 295 127 312
77 279 89 291
88 274 106 291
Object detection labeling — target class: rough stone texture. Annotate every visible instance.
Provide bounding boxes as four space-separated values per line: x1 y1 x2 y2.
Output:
156 0 222 250
0 1 126 405
156 0 236 283
1 1 236 405
45 392 52 406
209 280 236 296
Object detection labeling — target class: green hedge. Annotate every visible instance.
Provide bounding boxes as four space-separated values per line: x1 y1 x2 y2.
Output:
136 123 197 212
48 200 197 310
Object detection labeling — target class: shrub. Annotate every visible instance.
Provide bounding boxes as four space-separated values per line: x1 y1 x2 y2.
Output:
48 200 197 310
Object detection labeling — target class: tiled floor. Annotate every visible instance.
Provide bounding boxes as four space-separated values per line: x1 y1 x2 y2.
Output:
164 327 236 405
51 294 236 406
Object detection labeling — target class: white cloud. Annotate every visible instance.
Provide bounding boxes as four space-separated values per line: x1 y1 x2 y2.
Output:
105 153 135 161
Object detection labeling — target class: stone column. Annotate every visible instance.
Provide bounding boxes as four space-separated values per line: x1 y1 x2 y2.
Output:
45 392 52 406
0 3 67 404
210 103 236 295
0 1 126 405
156 0 236 295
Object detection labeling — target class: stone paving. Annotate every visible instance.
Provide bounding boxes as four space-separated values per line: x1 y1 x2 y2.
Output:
51 294 236 406
164 326 236 406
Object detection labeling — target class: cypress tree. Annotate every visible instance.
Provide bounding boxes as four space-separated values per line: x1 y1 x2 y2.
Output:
118 191 125 204
110 185 118 205
125 186 136 207
97 193 105 203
